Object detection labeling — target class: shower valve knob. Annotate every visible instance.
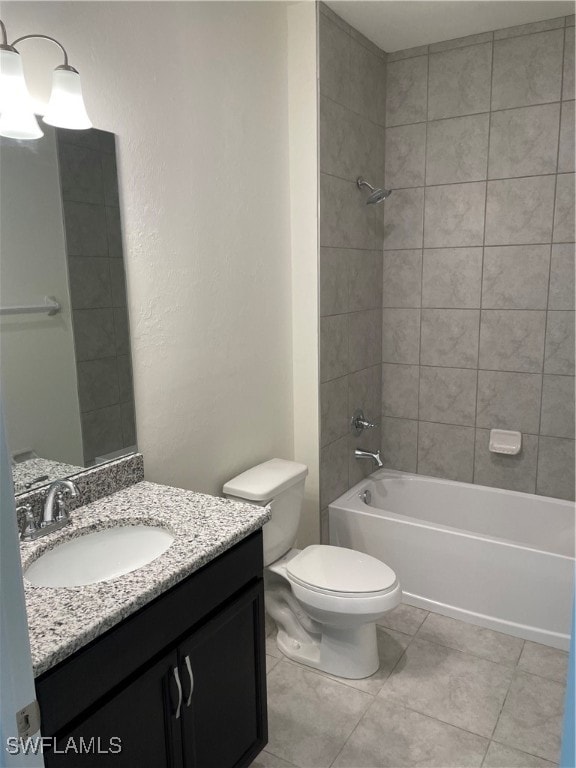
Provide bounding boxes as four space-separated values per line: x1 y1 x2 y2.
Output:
351 409 378 435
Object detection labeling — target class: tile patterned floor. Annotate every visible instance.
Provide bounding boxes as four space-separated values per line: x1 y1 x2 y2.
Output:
253 604 568 768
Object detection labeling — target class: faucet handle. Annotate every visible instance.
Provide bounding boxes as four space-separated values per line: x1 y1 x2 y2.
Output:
53 491 70 522
18 504 38 541
351 409 378 435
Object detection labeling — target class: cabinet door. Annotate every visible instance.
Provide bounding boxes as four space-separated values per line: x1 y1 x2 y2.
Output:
179 581 267 768
44 650 183 768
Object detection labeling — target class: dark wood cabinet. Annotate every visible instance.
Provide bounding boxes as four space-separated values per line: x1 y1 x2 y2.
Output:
37 531 267 768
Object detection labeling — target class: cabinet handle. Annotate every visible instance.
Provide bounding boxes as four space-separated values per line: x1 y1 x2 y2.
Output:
172 666 183 719
184 655 194 707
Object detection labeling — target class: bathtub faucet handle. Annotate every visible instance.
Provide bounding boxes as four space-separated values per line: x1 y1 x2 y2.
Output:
351 409 378 435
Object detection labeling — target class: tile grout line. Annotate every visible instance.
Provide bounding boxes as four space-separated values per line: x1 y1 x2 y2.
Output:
413 43 430 474
387 97 568 130
535 26 568 493
473 35 495 483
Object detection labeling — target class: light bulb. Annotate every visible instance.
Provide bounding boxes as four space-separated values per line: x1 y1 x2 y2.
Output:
0 47 43 139
43 66 92 130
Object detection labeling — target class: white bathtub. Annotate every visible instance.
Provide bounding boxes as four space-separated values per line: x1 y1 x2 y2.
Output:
329 469 575 650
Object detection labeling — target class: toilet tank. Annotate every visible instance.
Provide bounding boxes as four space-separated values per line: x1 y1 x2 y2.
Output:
223 459 308 566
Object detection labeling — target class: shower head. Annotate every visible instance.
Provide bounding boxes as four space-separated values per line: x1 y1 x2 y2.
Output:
357 177 392 205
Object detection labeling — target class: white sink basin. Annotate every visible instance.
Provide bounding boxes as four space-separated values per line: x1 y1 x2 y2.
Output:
24 525 175 588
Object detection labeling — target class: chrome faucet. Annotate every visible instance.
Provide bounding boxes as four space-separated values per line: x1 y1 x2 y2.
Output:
19 479 79 541
354 448 383 468
42 479 79 526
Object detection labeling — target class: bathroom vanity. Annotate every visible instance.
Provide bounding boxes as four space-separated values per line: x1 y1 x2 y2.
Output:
20 472 270 768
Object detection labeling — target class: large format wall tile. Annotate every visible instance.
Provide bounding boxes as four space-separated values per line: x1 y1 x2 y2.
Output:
548 244 575 309
382 249 422 308
320 436 349 508
320 96 385 183
320 9 574 503
481 245 550 309
380 417 418 471
319 11 350 106
544 311 575 375
382 308 421 364
474 430 538 493
494 17 565 40
553 173 575 242
419 366 477 426
68 257 113 309
349 250 383 311
73 308 116 361
63 202 108 257
420 309 480 368
428 43 492 120
386 56 428 127
485 176 556 245
479 310 546 372
383 187 424 250
488 103 560 179
382 363 419 419
350 37 386 126
422 248 482 308
563 28 575 101
81 405 123 463
430 31 493 54
558 100 575 173
491 30 564 110
77 358 120 412
349 365 382 424
59 143 105 204
476 370 542 433
418 422 475 482
384 123 426 188
320 314 349 382
321 377 349 447
424 183 486 247
321 174 383 249
349 309 382 372
320 247 349 316
537 436 576 500
540 374 575 438
426 114 489 185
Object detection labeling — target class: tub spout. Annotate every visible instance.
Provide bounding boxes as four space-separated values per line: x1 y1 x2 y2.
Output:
354 448 383 468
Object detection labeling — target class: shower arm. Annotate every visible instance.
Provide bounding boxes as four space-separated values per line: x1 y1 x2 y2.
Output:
357 178 376 192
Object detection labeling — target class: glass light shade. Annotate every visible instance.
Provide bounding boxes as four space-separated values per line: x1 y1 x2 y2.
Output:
43 67 92 130
0 48 43 139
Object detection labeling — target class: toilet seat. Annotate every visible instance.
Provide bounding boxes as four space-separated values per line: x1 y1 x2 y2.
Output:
268 545 400 618
286 545 397 595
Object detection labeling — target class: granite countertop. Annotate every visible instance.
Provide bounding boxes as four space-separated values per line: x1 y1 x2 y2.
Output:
20 480 270 677
12 457 85 494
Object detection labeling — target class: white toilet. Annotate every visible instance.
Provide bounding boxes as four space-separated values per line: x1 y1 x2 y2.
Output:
223 458 401 679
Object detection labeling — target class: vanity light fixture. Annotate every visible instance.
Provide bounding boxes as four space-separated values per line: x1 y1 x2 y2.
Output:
0 19 92 140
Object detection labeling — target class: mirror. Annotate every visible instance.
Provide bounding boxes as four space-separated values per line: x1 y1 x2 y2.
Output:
0 124 137 494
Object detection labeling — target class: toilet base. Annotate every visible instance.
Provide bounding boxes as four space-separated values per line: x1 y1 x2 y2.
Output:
275 621 379 679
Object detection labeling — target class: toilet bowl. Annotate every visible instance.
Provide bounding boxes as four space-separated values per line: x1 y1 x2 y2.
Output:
223 459 401 679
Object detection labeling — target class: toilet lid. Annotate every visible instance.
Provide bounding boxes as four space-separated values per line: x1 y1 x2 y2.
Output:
286 545 397 594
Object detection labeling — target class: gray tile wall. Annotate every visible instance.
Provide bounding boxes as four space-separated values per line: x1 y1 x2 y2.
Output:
382 18 575 501
319 8 575 538
319 4 387 540
56 129 136 465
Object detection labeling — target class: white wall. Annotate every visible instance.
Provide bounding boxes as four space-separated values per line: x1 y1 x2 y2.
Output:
0 126 83 465
2 2 320 531
287 2 320 546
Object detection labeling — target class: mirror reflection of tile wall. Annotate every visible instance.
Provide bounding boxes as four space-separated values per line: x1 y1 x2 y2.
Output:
56 129 136 465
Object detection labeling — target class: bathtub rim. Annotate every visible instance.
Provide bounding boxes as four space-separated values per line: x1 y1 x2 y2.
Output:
330 468 575 562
